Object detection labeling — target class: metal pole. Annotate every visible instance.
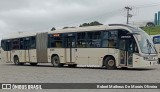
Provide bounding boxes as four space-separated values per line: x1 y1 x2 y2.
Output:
125 6 132 24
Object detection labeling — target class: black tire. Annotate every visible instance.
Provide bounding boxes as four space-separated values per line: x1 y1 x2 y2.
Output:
14 56 23 65
51 56 63 67
121 67 128 69
68 64 77 67
19 63 24 65
30 63 38 66
104 56 116 70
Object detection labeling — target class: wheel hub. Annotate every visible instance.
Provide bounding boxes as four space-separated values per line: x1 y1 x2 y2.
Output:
108 60 114 66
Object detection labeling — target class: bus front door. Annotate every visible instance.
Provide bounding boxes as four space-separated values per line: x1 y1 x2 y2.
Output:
119 38 133 67
65 36 76 63
24 38 30 62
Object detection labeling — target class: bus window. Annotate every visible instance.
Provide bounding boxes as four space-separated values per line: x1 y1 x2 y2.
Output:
102 31 118 48
108 31 118 47
102 31 108 47
12 39 20 50
23 37 30 50
54 37 62 48
77 32 86 48
77 40 86 48
86 31 101 48
48 34 62 48
20 38 24 49
1 40 6 51
30 37 36 49
119 40 125 50
55 41 62 47
102 40 108 47
6 40 12 51
48 36 54 48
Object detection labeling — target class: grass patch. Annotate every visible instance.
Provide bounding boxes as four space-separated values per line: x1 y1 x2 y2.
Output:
142 26 160 35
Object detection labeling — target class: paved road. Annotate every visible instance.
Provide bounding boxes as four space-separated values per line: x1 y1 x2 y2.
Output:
0 61 160 92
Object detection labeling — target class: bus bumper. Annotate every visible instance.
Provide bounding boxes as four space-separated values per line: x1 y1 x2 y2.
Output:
132 54 158 68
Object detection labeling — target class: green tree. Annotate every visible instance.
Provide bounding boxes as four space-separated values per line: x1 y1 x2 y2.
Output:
63 27 76 29
51 27 56 31
79 21 103 27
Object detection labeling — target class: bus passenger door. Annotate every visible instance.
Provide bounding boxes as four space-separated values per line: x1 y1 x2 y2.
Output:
65 36 76 63
127 39 134 67
119 35 133 67
119 39 127 66
24 38 30 62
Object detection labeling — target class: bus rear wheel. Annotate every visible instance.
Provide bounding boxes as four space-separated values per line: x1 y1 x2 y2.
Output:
104 56 116 70
51 56 63 67
14 56 24 65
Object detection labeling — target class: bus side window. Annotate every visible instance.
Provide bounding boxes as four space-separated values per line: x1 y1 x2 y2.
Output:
12 39 20 50
86 31 101 48
54 37 62 48
77 32 86 48
48 36 55 48
108 31 118 47
6 40 12 51
119 40 125 50
20 38 24 49
102 31 118 48
1 40 6 51
30 37 36 49
102 31 108 47
48 34 63 48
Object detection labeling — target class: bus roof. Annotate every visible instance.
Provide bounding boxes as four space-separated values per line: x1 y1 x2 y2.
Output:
2 24 136 40
48 24 132 34
2 31 37 40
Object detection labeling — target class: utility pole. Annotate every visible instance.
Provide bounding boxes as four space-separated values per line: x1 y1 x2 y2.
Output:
125 6 132 24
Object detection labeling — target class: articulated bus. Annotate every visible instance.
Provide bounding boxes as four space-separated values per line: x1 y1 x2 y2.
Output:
0 24 158 69
153 35 160 63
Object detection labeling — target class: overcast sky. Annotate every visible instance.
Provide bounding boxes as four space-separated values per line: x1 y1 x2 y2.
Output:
0 0 160 37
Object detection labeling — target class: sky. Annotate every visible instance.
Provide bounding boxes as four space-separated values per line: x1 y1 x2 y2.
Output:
0 0 160 38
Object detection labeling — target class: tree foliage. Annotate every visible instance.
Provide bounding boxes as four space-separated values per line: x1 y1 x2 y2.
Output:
63 27 76 29
51 27 56 31
79 21 103 27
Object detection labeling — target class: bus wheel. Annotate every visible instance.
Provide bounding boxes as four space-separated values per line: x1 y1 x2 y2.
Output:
51 56 62 67
30 63 37 66
14 56 20 65
104 56 116 70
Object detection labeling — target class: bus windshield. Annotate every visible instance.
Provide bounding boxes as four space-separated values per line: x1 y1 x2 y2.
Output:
133 28 157 54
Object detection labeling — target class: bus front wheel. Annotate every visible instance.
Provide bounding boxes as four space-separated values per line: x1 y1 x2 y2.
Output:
104 56 116 70
51 56 63 67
